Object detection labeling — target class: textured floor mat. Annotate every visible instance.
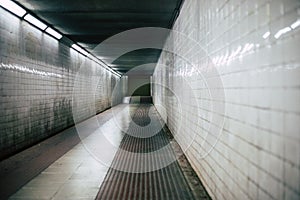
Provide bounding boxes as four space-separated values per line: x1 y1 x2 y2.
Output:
96 104 210 200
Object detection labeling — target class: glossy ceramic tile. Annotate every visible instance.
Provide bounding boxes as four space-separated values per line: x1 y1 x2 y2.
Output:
153 0 300 199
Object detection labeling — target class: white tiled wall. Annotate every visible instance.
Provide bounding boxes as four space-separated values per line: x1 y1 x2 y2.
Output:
0 8 126 159
153 0 300 199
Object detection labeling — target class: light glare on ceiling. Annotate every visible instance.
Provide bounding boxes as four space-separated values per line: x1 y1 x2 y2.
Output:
72 44 88 56
46 27 63 39
274 27 291 39
24 14 47 30
0 0 26 17
291 19 300 29
262 31 270 39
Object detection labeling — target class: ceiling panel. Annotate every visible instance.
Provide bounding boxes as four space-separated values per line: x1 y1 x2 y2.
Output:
14 0 183 75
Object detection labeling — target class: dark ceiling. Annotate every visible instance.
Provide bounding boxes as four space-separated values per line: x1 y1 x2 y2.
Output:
14 0 183 75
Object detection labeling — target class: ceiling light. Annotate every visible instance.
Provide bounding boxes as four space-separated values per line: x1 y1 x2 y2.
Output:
24 14 47 30
45 27 62 39
72 44 88 56
0 0 26 17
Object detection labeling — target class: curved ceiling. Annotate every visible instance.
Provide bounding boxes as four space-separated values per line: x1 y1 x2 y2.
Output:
14 0 183 75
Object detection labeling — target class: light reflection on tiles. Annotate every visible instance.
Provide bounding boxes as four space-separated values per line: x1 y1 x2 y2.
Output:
0 63 63 78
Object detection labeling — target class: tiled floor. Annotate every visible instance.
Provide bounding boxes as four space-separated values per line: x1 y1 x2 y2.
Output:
5 104 210 200
8 105 128 200
10 144 106 199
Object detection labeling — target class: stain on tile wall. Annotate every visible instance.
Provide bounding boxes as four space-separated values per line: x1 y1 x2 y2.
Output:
0 8 126 160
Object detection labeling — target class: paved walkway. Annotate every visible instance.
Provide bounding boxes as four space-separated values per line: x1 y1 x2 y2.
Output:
5 104 127 200
2 104 210 200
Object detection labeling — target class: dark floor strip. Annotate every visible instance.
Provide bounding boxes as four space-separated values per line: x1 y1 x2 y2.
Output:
95 104 211 200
